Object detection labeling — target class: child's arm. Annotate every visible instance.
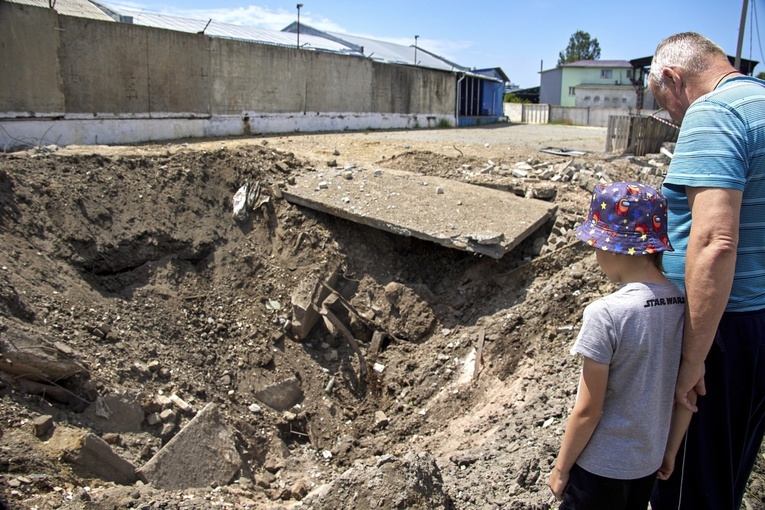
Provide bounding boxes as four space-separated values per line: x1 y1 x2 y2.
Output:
549 357 609 501
657 389 698 480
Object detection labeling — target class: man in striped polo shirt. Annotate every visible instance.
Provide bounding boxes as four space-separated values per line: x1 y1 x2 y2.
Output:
647 32 765 510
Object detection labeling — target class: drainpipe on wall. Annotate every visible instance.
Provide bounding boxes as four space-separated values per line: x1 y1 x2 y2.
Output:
456 74 465 126
491 82 503 117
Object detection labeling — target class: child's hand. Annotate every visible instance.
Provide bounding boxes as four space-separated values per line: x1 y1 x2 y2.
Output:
657 454 675 480
548 467 569 501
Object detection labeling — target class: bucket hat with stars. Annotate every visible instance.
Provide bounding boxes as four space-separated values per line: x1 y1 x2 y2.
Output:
574 181 673 255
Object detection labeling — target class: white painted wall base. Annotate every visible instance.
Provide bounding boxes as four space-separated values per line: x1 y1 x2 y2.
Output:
0 112 456 151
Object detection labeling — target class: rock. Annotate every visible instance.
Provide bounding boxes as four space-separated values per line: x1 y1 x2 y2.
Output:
146 413 162 426
31 415 54 437
83 392 145 433
374 411 389 429
137 403 242 490
301 452 449 509
263 435 290 473
45 428 137 485
252 377 304 411
159 409 176 423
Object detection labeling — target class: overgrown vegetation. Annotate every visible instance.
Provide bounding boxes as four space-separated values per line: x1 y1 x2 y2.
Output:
504 93 530 104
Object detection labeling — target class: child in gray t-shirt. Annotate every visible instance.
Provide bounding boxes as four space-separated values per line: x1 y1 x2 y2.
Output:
548 182 689 509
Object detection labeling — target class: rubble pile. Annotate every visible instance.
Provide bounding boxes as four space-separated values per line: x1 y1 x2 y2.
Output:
1 132 762 510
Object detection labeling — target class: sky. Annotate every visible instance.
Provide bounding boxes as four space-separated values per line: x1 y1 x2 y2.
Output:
105 0 765 89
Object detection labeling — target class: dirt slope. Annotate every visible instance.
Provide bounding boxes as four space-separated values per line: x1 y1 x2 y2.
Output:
1 124 763 510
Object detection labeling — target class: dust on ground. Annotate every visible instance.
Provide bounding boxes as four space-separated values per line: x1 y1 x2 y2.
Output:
1 124 763 510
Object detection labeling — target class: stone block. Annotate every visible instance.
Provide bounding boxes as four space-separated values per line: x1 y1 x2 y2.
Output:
137 403 242 490
47 428 137 485
31 415 54 437
253 377 304 411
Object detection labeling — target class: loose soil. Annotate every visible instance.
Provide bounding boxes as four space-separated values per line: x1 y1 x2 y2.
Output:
1 124 763 510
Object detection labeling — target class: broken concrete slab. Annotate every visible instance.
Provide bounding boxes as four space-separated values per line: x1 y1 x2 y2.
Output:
44 428 137 485
137 403 242 490
282 167 556 259
82 392 145 433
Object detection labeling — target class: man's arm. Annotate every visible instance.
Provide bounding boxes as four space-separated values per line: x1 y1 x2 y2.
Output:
548 357 609 501
676 186 741 411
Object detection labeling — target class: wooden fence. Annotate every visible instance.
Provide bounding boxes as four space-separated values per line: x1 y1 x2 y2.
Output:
606 115 679 156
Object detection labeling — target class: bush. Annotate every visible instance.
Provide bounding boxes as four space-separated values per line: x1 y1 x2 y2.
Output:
504 93 530 104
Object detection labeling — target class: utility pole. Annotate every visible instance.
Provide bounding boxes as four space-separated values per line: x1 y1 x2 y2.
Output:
296 4 303 49
735 0 748 72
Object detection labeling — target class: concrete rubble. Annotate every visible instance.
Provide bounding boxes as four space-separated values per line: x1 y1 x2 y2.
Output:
290 262 341 341
137 403 242 490
43 428 137 485
82 391 145 433
0 320 85 382
252 377 304 411
282 167 556 259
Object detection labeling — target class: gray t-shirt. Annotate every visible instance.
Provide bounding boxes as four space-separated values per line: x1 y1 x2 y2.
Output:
572 281 685 479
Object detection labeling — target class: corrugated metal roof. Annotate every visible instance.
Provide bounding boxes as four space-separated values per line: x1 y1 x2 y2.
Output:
561 60 632 68
6 0 114 21
323 31 464 71
116 9 353 53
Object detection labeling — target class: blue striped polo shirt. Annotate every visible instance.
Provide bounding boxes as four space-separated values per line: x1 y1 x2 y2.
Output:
662 76 765 312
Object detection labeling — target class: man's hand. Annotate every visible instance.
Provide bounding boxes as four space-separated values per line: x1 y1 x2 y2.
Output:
675 358 705 412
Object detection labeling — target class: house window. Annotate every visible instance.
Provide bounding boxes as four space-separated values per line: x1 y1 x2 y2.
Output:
601 69 612 79
594 96 600 102
584 96 591 101
627 69 633 79
568 86 576 96
622 98 627 103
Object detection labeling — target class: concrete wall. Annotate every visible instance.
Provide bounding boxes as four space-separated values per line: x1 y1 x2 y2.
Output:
503 103 523 123
0 3 64 114
503 103 662 128
0 3 456 150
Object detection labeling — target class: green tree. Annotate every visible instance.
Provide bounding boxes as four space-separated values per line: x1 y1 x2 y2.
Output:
757 71 765 80
558 30 601 66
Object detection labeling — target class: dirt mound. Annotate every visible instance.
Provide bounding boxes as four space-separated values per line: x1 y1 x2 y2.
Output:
1 128 763 509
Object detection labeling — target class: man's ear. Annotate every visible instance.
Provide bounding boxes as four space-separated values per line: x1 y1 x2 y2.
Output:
662 67 683 96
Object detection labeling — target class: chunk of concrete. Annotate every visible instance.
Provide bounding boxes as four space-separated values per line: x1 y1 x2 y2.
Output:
31 415 54 437
82 392 145 433
137 403 242 490
253 377 304 411
45 428 137 485
283 167 556 259
290 262 341 340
